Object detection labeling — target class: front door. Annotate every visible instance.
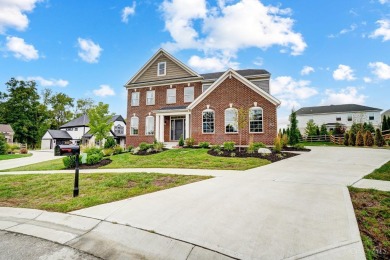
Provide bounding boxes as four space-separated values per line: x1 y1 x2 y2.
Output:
171 118 184 140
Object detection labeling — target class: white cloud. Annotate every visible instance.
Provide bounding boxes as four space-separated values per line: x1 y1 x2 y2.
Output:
160 0 306 66
121 2 136 23
6 36 39 60
333 64 356 81
93 85 115 97
188 55 239 72
77 38 103 63
379 0 389 4
363 77 372 83
340 24 357 35
320 87 366 105
19 76 69 87
271 76 318 109
370 19 390 41
253 57 263 66
300 66 314 75
369 61 390 80
0 0 41 34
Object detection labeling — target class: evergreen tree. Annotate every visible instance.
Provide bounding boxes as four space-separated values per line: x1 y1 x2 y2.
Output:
320 124 328 135
305 120 317 136
364 131 374 146
348 131 356 146
375 128 385 147
0 133 6 155
288 110 300 145
383 115 389 131
356 131 364 146
344 132 349 146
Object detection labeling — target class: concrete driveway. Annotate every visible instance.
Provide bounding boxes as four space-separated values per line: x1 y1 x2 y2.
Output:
70 147 390 259
0 150 58 171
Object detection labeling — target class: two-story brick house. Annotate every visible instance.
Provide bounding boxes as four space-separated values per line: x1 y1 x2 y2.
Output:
125 49 280 147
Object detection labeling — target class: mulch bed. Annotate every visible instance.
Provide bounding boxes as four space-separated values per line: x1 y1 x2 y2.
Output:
207 148 298 163
67 159 112 169
282 146 311 152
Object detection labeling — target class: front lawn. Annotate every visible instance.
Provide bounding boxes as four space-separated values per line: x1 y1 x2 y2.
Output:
4 148 269 172
364 161 390 181
299 141 339 147
0 172 210 212
349 187 390 259
0 153 32 161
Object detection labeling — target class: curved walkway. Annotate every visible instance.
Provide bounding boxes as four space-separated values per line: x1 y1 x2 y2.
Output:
1 146 389 259
0 150 58 171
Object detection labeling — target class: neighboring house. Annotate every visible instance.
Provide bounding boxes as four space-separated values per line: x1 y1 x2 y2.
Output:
41 114 126 149
125 49 280 147
0 124 14 144
381 109 390 122
296 104 382 134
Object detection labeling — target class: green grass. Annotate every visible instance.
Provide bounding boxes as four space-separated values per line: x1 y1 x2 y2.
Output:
364 161 390 181
349 187 390 259
0 172 210 212
0 153 32 161
4 148 269 172
299 141 339 146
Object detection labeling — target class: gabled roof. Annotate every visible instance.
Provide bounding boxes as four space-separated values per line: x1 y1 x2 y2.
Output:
296 104 382 115
0 124 14 133
60 114 126 128
47 130 72 139
126 49 201 85
188 69 280 109
201 69 270 80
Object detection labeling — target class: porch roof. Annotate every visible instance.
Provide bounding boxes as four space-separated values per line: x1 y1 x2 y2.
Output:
154 105 189 114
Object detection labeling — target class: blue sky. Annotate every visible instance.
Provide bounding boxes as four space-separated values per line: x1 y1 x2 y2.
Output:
0 0 389 128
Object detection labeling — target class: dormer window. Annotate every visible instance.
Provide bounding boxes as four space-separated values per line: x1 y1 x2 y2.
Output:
157 62 166 76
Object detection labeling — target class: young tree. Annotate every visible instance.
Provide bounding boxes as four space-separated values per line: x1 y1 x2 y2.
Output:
288 109 300 145
356 131 364 146
235 107 249 152
305 120 317 136
348 131 356 146
87 102 114 147
320 124 328 135
364 131 374 146
375 128 385 147
0 133 6 155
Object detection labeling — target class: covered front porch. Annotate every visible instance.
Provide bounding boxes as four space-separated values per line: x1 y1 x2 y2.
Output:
154 106 191 143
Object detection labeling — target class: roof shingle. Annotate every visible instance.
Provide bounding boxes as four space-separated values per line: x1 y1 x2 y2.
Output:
296 104 382 115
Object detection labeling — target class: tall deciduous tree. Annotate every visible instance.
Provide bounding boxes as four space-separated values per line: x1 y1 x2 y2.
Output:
87 102 113 147
42 89 74 129
0 78 46 147
288 109 300 145
74 98 95 119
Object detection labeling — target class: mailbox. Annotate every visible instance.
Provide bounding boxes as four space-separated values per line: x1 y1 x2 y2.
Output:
54 145 80 156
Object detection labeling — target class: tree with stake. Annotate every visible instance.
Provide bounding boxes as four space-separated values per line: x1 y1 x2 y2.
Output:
87 102 114 148
236 107 249 152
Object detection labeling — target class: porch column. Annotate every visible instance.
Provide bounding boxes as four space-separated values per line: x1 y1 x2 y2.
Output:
159 115 164 142
155 115 160 141
185 113 190 139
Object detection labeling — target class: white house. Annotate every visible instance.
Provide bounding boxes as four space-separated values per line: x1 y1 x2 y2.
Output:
41 114 126 149
296 104 382 134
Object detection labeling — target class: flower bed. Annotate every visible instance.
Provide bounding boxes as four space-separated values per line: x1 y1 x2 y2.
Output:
207 148 298 163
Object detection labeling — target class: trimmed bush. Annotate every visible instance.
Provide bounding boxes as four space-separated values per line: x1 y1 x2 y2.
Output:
178 135 184 146
139 142 153 151
199 142 210 148
344 132 349 146
293 143 306 149
0 133 6 155
127 145 133 152
375 129 385 147
63 155 82 168
348 132 356 146
153 142 164 152
274 136 282 153
356 131 364 146
223 141 235 151
185 137 195 147
364 131 374 147
86 154 101 165
104 137 116 149
113 145 123 154
210 144 221 152
20 148 28 154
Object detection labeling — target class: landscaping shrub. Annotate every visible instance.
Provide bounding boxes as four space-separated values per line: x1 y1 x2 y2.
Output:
223 141 235 151
178 135 184 147
132 147 140 154
349 132 356 146
247 142 266 154
230 152 236 157
375 129 385 147
364 131 374 147
0 133 6 155
86 154 101 165
84 147 104 163
139 142 153 151
247 143 256 154
146 148 153 154
63 155 82 168
113 145 123 154
153 142 164 152
103 148 114 156
104 137 116 149
274 136 282 153
344 132 349 146
356 131 364 146
198 142 210 148
210 144 221 152
293 143 306 150
20 148 28 154
185 137 195 147
281 134 288 148
127 145 133 152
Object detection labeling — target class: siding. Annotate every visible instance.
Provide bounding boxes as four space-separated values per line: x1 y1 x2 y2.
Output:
250 80 270 93
134 54 193 83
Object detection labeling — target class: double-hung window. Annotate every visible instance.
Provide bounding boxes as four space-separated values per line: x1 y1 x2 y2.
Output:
184 86 194 103
131 92 140 106
130 116 139 135
202 109 215 133
157 62 166 76
145 116 154 135
146 90 155 105
166 88 176 104
249 107 263 133
369 113 374 120
225 108 238 133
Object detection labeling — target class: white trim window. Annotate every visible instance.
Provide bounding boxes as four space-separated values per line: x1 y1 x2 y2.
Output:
347 114 352 121
202 109 215 133
184 86 194 103
166 88 176 104
202 84 211 92
369 113 374 120
130 116 139 135
131 92 140 106
145 116 155 135
157 62 166 76
146 90 155 105
225 108 238 133
249 107 263 133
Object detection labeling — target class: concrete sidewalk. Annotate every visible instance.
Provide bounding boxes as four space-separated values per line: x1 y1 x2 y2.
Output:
353 179 390 191
1 146 389 259
0 150 59 171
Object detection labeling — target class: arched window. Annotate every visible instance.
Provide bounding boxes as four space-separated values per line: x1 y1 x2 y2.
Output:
130 116 139 135
249 107 263 133
225 108 238 133
145 116 155 135
202 109 215 133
